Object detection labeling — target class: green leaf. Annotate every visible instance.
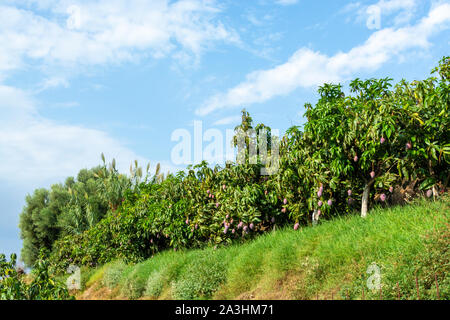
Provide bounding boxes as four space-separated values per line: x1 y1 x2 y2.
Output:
419 178 436 190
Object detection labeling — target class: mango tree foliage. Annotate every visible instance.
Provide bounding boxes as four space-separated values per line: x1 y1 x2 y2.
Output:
0 252 72 300
19 58 449 272
279 56 449 218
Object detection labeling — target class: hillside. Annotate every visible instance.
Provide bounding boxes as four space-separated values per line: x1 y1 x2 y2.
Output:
74 197 449 300
6 58 448 301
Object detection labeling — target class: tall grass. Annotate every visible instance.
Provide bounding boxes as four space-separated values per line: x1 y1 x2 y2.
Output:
84 197 449 300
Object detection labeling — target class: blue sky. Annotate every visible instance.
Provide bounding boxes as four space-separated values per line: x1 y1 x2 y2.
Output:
0 0 449 259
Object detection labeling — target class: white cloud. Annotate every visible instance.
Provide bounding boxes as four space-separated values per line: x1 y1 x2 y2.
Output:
275 0 299 5
246 13 264 26
196 3 450 116
0 0 240 77
212 115 241 126
0 85 178 184
344 0 418 26
0 1 201 183
376 0 416 11
34 77 70 93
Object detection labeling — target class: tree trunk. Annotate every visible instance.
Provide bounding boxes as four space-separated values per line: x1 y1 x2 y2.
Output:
312 209 318 226
361 183 371 218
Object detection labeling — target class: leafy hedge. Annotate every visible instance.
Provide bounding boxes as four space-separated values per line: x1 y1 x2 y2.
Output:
33 57 449 272
49 162 285 272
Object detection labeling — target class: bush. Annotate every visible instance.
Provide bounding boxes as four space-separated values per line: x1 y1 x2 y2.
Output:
39 57 449 272
102 260 128 289
145 270 165 298
0 252 73 300
121 268 148 299
171 250 228 300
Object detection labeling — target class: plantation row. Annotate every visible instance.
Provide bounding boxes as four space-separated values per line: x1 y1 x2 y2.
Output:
19 57 449 273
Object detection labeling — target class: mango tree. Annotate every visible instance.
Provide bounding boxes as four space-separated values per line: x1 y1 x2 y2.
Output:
289 56 449 218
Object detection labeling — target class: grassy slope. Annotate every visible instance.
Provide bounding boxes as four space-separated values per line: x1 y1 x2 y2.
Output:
77 197 449 300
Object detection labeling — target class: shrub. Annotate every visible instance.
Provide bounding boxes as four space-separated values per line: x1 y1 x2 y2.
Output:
37 57 449 272
145 270 165 298
121 268 147 299
102 260 128 289
171 251 227 300
0 252 73 300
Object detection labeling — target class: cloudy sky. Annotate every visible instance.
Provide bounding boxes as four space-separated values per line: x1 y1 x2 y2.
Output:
0 0 449 258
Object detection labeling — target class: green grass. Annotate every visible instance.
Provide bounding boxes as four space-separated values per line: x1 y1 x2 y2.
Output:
54 264 103 292
82 197 449 300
